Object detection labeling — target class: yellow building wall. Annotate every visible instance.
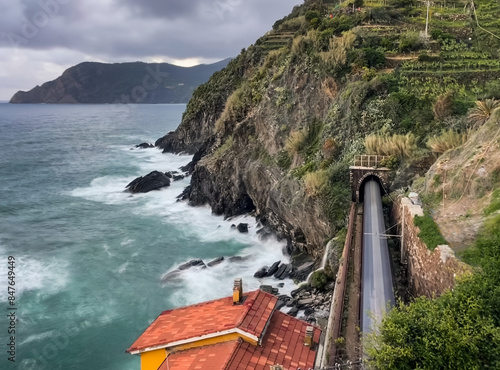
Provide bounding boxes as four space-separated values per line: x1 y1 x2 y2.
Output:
140 349 166 370
139 332 257 369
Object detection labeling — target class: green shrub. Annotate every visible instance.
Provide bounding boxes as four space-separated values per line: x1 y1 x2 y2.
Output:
370 212 500 369
399 31 423 53
310 269 329 291
276 150 292 171
430 28 454 42
379 155 398 169
389 0 416 8
414 212 448 250
380 37 395 50
418 53 441 62
485 189 500 216
362 47 386 68
305 10 321 22
291 161 317 178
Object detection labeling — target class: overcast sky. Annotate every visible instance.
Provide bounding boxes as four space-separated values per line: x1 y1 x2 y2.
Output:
0 0 301 101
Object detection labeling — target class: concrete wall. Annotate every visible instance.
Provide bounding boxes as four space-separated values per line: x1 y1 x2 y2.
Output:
392 197 469 298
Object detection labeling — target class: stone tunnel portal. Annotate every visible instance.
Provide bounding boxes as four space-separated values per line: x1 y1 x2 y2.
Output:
349 156 393 203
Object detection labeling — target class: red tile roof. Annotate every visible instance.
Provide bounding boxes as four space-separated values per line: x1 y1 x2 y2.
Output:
127 290 278 353
159 341 240 370
158 311 321 370
225 311 321 370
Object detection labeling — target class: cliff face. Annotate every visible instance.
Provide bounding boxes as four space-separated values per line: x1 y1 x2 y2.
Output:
157 45 349 256
10 60 230 104
155 0 500 257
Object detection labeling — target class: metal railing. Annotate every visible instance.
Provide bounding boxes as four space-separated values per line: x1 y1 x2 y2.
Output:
353 155 389 168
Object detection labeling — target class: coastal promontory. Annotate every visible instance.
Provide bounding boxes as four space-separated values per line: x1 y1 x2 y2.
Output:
9 59 230 104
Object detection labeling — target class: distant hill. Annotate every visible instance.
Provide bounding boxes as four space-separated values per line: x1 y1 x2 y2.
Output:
9 59 231 104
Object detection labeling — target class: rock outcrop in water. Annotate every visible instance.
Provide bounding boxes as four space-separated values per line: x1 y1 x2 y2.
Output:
126 171 171 193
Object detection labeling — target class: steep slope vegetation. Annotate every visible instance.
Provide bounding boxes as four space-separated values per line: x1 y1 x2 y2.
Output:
368 113 500 369
10 59 230 104
157 0 500 262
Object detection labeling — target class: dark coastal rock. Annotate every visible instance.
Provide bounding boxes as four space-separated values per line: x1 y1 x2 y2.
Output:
273 264 288 279
207 257 224 267
288 307 299 317
161 259 207 282
254 266 268 278
275 300 286 310
165 171 181 178
135 142 154 149
228 255 250 263
291 285 308 298
265 261 281 277
126 171 171 193
178 259 206 270
176 185 191 201
161 270 181 281
173 175 185 181
259 285 273 294
277 264 293 280
236 223 248 233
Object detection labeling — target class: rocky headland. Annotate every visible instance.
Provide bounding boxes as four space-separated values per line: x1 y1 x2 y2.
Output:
10 59 230 104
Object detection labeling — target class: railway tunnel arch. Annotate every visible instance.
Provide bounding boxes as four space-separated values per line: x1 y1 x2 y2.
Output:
351 169 391 203
358 174 387 203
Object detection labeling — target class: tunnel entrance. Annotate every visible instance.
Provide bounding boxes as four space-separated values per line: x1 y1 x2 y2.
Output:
358 175 386 203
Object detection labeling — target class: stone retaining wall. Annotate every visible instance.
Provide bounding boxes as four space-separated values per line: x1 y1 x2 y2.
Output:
392 197 469 297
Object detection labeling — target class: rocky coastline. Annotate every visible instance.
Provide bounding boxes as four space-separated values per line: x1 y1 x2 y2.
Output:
161 250 333 328
129 141 339 327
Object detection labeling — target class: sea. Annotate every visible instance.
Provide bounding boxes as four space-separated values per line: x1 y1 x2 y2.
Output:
0 103 296 370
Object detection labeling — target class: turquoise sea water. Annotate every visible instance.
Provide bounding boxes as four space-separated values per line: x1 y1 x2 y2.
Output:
0 104 294 370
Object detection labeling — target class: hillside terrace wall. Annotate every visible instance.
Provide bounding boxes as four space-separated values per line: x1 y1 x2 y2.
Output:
392 197 469 298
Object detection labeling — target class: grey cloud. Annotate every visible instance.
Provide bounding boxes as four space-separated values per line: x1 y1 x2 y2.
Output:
118 0 205 20
0 0 301 63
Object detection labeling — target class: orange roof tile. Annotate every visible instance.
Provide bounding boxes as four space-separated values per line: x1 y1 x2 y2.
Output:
127 290 278 353
159 341 240 370
225 311 321 370
159 311 321 370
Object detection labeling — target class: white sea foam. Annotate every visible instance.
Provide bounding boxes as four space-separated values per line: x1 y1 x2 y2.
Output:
19 330 55 346
103 244 113 257
0 255 70 302
69 150 190 205
117 262 129 274
162 215 297 306
69 144 298 308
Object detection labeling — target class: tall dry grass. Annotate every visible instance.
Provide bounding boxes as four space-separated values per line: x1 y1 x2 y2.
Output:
304 170 329 196
364 133 417 158
427 129 469 154
285 130 306 154
319 30 356 66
